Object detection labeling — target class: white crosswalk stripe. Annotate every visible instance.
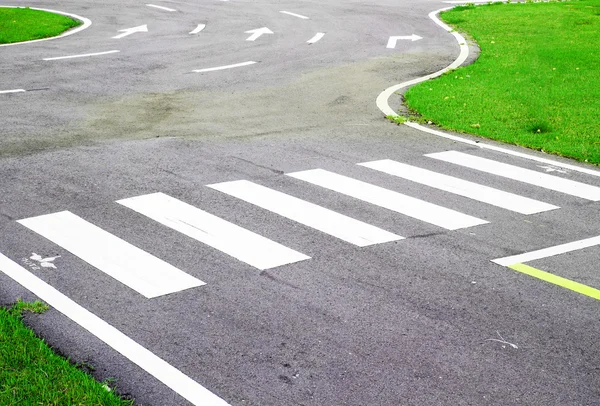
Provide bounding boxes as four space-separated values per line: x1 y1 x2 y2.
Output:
359 159 559 215
426 151 600 201
287 169 489 230
208 180 403 246
17 211 205 298
117 192 310 270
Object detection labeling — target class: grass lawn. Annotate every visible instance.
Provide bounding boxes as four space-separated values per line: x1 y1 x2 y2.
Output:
0 300 133 405
0 7 81 44
404 0 600 165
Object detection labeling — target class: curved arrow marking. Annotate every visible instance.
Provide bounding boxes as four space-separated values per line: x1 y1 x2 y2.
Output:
190 24 206 34
245 27 273 41
307 32 325 44
387 35 423 48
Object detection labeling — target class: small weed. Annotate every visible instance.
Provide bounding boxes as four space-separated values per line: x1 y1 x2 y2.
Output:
386 115 408 125
10 298 49 315
527 121 553 134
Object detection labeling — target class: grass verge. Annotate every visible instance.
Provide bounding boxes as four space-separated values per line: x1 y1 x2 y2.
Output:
0 299 133 405
0 7 81 44
404 0 600 165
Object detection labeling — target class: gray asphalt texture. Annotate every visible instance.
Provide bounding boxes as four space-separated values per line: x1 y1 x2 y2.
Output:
1 1 600 405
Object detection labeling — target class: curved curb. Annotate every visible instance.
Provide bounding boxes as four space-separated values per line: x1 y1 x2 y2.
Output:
376 7 468 117
376 6 600 178
0 6 91 47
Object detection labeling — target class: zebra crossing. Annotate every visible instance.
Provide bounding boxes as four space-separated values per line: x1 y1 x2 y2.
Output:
11 150 600 299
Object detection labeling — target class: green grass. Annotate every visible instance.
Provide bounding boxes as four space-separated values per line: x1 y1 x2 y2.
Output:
404 0 600 165
0 7 81 44
0 299 133 405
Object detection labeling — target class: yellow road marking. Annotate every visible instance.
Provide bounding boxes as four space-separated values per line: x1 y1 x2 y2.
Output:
509 263 600 301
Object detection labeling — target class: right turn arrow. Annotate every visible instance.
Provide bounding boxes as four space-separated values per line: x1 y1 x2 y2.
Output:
387 34 423 48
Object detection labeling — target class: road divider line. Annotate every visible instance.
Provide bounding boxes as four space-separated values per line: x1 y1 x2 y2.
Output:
146 4 176 11
0 253 231 406
117 192 310 270
190 24 206 34
280 11 309 19
18 211 204 299
307 33 325 44
426 151 600 201
192 61 257 73
492 235 600 267
0 89 26 94
508 263 600 301
43 50 120 61
208 180 403 246
359 159 559 215
287 169 488 230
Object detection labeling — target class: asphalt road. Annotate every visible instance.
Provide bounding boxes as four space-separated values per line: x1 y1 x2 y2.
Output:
1 1 600 405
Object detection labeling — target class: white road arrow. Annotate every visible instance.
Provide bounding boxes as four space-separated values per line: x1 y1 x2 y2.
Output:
113 25 148 39
386 34 423 48
245 27 273 42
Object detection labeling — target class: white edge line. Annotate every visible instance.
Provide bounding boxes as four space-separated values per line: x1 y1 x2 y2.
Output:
376 6 600 178
192 61 257 73
43 50 120 61
146 4 177 12
0 89 26 94
491 235 600 267
307 32 325 44
0 253 231 406
0 6 91 47
280 10 310 19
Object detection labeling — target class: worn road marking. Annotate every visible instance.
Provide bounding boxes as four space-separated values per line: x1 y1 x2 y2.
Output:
146 4 176 11
209 180 403 246
18 211 204 298
360 159 559 215
307 32 325 44
43 50 120 61
192 61 257 73
427 151 600 201
287 169 488 230
0 253 230 405
118 192 309 270
280 11 309 19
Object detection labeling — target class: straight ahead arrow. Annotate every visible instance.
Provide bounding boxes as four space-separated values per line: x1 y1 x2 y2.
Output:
387 34 423 48
245 27 273 41
113 24 148 39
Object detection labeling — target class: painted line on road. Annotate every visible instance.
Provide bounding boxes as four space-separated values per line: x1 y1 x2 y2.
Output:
146 4 176 11
359 159 559 215
508 263 600 301
190 24 206 34
492 235 600 267
0 89 26 94
376 7 600 179
0 7 91 48
307 33 325 44
287 169 488 230
426 151 600 201
208 180 403 246
118 192 310 270
18 211 204 299
280 11 309 19
491 236 600 301
192 61 257 73
0 253 231 406
43 50 120 61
